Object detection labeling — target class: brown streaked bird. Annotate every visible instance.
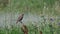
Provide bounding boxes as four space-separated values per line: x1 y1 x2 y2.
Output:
16 14 24 24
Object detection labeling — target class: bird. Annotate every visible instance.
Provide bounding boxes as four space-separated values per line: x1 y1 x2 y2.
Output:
16 14 24 24
16 14 28 34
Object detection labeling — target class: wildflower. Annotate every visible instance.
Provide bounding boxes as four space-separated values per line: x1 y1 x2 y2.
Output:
50 17 54 22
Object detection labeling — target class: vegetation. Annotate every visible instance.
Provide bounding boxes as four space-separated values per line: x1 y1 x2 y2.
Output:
0 0 60 34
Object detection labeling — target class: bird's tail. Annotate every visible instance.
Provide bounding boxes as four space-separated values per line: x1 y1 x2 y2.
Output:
16 21 18 24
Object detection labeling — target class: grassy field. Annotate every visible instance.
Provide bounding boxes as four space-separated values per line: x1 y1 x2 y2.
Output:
0 0 60 34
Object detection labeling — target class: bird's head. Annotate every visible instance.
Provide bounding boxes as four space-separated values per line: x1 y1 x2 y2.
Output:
21 13 24 17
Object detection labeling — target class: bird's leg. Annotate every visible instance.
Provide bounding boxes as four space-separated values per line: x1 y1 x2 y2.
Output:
20 21 23 24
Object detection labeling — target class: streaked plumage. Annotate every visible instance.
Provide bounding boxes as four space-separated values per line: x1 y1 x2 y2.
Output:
16 14 24 24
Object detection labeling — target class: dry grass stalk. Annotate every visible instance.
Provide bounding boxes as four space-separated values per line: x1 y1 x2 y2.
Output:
21 24 28 34
40 31 42 34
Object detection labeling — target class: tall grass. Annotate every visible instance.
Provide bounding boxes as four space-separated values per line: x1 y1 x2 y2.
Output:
0 0 60 34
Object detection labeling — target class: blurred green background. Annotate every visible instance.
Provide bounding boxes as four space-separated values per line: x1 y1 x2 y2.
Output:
0 0 60 34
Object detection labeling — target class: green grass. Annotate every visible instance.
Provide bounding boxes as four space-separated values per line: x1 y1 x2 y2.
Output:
0 22 60 34
0 0 60 34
